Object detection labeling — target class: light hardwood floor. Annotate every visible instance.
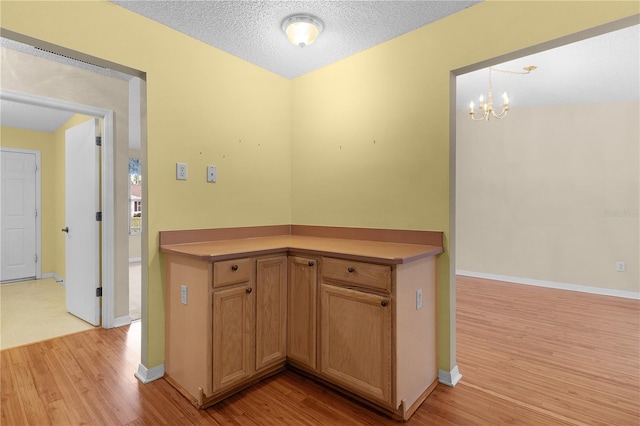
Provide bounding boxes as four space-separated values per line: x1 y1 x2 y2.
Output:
1 276 638 425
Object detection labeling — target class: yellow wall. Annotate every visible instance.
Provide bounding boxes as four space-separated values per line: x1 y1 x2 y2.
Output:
0 0 291 367
290 2 639 370
1 0 636 373
0 126 57 275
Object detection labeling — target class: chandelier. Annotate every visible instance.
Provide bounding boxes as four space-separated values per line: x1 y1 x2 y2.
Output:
469 65 537 121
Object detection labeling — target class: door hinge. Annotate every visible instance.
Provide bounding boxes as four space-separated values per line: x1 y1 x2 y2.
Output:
35 209 38 217
34 254 38 263
95 136 102 146
96 212 102 221
96 287 102 297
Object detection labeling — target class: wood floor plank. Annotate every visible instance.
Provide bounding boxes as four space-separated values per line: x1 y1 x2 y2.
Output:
1 275 638 425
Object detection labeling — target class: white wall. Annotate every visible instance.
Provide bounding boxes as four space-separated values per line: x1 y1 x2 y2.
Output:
456 102 639 295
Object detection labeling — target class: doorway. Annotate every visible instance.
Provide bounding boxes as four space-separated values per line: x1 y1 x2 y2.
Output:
449 18 639 385
0 90 117 329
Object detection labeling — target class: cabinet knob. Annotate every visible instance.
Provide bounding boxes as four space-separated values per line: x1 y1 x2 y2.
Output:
347 267 355 273
231 264 239 271
246 287 252 294
381 300 388 307
308 261 315 267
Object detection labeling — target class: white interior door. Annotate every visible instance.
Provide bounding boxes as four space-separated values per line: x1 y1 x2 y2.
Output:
0 150 37 282
65 118 101 326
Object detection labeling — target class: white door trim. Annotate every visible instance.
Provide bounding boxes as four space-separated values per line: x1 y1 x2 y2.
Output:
0 88 116 328
0 147 41 280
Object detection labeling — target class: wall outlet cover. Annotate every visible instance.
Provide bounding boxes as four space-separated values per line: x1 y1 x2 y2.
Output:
207 165 217 183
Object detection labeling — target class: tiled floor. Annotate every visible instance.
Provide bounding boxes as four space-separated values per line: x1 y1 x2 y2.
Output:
0 278 95 350
0 262 141 350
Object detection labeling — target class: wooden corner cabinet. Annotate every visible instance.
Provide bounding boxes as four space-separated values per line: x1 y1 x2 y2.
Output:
161 227 442 421
165 254 288 407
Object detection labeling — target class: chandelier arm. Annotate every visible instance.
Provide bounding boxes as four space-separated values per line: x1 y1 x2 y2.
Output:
491 66 536 75
492 108 508 119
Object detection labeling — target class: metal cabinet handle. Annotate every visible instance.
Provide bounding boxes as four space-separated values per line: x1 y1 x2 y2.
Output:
61 227 69 233
308 261 315 267
246 287 252 294
231 264 239 271
347 267 355 273
381 300 388 307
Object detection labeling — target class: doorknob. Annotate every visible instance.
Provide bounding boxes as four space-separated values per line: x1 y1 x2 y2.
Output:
61 227 69 233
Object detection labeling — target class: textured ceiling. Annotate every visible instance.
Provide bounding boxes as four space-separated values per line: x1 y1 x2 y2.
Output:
111 0 480 79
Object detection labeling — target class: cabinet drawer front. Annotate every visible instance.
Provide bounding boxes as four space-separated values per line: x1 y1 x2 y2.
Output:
213 258 252 288
322 257 391 293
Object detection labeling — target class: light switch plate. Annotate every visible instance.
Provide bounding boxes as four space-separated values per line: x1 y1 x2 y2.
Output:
207 165 217 183
176 162 188 181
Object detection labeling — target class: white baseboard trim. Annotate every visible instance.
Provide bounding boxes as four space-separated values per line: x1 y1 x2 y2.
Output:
129 257 141 263
135 363 165 384
456 270 640 300
438 365 462 387
113 315 132 328
41 272 65 285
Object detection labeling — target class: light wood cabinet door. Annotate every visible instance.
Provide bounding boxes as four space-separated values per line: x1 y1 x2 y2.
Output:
255 256 287 371
212 284 253 393
320 284 392 406
287 256 318 370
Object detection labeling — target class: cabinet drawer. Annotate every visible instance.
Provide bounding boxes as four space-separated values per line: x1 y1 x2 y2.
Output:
213 258 252 288
321 257 391 293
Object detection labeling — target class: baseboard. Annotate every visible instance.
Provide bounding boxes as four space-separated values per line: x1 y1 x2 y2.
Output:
456 270 640 300
113 315 132 327
438 365 462 387
135 363 165 384
129 257 141 263
41 272 65 285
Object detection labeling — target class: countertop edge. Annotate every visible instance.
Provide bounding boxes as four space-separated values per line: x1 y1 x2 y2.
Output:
159 239 443 265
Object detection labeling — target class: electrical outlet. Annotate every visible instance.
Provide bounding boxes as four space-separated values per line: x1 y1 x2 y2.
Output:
181 285 188 304
176 162 188 181
616 261 626 272
416 289 422 310
207 165 217 183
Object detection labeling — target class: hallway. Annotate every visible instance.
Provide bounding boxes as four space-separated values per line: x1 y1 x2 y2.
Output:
0 262 141 350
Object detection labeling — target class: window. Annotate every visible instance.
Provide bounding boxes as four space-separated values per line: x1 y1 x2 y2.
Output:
129 158 141 235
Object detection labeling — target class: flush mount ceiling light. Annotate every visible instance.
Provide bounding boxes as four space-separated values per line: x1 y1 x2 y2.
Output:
281 14 324 48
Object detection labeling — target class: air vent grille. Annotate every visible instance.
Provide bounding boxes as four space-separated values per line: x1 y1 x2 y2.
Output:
34 46 106 69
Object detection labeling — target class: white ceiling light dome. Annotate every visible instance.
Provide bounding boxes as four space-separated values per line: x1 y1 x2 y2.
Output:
281 14 324 48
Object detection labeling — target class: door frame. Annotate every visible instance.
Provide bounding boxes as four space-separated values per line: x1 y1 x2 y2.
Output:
0 88 116 328
0 147 42 281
